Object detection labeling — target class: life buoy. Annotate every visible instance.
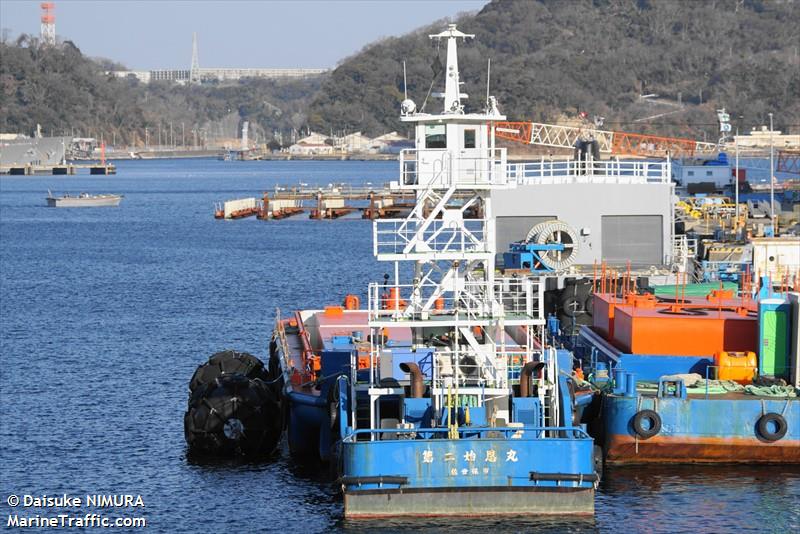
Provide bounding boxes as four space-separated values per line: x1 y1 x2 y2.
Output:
757 413 787 442
632 409 661 439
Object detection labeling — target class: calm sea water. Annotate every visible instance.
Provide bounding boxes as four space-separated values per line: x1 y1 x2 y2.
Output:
1 159 798 533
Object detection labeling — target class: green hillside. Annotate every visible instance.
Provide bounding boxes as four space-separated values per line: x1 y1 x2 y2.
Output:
2 1 797 145
307 0 800 140
0 35 322 146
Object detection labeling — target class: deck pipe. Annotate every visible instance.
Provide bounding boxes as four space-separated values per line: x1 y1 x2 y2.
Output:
613 367 627 395
399 362 424 398
624 372 637 397
519 361 545 398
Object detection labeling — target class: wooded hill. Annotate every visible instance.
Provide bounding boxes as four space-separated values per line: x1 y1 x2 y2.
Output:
1 0 798 146
0 35 321 146
307 0 800 140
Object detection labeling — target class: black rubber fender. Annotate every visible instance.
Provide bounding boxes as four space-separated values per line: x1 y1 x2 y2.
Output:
632 409 662 439
559 293 584 318
593 444 604 482
584 293 594 316
189 350 268 394
184 373 282 456
560 281 590 318
757 413 788 442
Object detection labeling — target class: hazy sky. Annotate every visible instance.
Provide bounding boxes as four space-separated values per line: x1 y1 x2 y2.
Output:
1 0 489 69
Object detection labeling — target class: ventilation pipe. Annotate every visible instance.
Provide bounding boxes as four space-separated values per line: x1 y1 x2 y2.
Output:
519 361 545 398
400 362 424 398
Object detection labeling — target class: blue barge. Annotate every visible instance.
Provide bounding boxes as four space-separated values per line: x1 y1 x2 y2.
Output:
271 25 598 518
577 282 800 464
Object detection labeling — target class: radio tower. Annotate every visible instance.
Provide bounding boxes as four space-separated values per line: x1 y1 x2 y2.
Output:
40 2 56 46
190 32 200 84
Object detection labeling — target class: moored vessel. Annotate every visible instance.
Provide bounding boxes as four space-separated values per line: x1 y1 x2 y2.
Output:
576 274 799 464
46 191 123 207
272 25 598 518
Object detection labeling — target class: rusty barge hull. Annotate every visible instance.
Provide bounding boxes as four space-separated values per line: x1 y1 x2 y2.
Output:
601 393 800 464
606 434 800 464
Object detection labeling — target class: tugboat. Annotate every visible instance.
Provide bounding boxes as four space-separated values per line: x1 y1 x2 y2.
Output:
271 25 598 518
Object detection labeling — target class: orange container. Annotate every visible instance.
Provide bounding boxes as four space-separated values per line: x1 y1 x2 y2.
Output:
324 305 344 317
714 351 757 384
608 297 758 358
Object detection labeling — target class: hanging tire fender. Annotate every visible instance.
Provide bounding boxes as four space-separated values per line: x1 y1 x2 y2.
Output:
328 377 341 430
632 409 661 439
757 413 788 442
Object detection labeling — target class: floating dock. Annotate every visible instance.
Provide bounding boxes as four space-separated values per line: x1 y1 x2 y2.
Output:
215 186 421 220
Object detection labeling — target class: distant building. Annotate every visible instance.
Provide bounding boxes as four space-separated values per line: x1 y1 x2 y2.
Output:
0 133 29 141
0 137 70 168
112 70 152 83
370 131 412 154
108 33 326 85
109 67 326 85
734 127 800 149
336 131 372 153
287 131 411 156
671 153 732 191
289 132 334 156
295 132 329 145
288 142 334 156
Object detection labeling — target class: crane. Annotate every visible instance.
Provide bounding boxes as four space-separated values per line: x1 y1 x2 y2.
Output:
494 114 718 158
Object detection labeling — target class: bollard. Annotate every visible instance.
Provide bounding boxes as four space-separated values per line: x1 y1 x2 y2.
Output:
613 367 626 395
624 372 637 397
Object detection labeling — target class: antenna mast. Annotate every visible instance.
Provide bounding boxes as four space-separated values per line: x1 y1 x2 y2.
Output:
190 32 200 84
40 2 56 46
403 61 408 101
486 58 491 107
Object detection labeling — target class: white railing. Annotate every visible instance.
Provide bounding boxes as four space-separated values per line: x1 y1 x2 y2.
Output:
373 218 488 256
399 148 509 189
496 277 544 318
367 277 544 322
507 158 671 185
669 234 699 275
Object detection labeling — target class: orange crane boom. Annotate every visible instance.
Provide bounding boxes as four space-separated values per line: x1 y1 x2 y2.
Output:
494 120 716 158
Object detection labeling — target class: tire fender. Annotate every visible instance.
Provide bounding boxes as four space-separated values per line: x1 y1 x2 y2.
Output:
757 413 788 442
632 409 661 439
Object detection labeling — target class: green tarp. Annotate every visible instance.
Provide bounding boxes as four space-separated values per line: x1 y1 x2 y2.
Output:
652 281 739 297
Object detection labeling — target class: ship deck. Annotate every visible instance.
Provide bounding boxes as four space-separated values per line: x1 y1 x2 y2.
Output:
632 389 799 401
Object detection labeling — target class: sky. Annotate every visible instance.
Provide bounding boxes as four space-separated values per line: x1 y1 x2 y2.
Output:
0 0 489 69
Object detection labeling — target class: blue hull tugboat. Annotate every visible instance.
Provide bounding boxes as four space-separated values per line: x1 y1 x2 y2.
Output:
271 25 597 518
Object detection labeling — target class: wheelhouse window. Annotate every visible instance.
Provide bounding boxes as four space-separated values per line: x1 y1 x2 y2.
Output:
425 125 447 149
463 129 476 149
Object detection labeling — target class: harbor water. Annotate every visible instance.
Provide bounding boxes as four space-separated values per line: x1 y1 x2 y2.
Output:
1 159 798 533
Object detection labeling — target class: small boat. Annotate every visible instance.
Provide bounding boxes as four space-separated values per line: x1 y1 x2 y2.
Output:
46 191 123 207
